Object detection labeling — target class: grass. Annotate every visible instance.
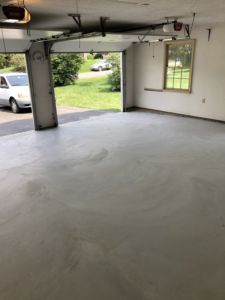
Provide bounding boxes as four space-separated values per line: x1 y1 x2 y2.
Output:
166 67 190 90
55 76 121 111
79 59 96 73
0 67 15 74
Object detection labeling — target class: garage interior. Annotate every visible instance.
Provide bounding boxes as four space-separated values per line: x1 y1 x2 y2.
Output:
1 1 225 299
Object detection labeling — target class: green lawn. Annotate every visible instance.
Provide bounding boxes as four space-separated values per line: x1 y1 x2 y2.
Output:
166 67 190 90
79 59 96 73
55 76 121 111
0 67 15 74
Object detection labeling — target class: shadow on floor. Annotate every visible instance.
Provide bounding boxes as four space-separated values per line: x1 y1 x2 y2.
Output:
0 110 109 137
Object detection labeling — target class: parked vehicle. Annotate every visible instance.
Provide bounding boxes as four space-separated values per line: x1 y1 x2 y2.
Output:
0 73 31 113
90 60 112 71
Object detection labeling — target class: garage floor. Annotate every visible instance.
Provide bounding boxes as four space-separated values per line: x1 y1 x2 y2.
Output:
0 111 225 300
0 106 108 137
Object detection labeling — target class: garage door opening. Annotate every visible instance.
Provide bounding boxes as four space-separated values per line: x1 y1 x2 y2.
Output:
51 52 123 124
0 53 33 137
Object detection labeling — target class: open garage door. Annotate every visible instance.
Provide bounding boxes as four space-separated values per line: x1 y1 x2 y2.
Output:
51 52 124 125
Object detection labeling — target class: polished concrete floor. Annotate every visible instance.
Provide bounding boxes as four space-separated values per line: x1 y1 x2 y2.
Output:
0 111 225 300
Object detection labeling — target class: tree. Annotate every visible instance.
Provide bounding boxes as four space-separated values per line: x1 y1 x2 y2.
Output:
51 54 83 86
168 44 192 68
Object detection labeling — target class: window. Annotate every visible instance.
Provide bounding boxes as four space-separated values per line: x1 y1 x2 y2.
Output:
6 75 29 86
0 77 8 88
164 40 195 92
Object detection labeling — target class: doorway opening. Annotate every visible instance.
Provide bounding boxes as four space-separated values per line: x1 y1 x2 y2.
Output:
51 52 123 125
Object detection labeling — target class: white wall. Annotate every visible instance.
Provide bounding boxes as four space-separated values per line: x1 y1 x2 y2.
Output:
133 25 225 121
26 42 58 130
125 46 134 108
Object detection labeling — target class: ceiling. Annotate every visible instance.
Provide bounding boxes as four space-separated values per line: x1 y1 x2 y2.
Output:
1 0 225 31
0 0 225 52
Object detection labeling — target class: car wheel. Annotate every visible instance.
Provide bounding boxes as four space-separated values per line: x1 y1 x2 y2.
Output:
98 66 103 71
10 98 20 113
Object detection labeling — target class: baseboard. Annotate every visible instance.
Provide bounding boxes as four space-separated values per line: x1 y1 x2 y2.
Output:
126 107 225 124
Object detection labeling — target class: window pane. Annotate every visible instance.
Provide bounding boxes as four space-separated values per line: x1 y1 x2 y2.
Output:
165 41 193 91
174 79 182 89
182 69 190 79
181 79 189 89
174 68 182 79
166 78 173 88
167 67 174 76
168 44 192 69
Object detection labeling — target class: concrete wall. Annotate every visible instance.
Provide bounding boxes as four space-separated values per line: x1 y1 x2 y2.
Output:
133 25 225 121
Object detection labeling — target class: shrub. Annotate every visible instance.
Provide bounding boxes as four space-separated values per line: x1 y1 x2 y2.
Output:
10 54 26 72
107 53 120 66
108 53 121 91
0 54 26 71
0 54 7 69
51 54 83 86
87 53 94 60
108 65 121 91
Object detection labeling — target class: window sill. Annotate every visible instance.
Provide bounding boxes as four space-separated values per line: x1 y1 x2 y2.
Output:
163 88 191 94
144 88 192 94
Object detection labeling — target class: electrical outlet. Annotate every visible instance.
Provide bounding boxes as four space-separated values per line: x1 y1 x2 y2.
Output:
202 98 206 104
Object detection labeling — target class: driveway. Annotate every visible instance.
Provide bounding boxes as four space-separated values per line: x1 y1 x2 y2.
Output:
0 106 109 137
78 70 112 79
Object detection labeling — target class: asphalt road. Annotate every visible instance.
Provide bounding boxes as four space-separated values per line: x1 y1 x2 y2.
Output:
0 106 109 137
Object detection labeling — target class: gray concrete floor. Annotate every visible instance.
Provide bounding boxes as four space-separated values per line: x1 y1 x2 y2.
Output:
0 111 225 300
0 106 109 137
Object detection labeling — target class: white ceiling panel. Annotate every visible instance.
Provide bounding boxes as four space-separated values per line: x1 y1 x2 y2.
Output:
0 0 225 52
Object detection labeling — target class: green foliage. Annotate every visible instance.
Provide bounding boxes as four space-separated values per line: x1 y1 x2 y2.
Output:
0 54 22 71
9 54 26 72
79 58 95 73
168 43 193 68
107 53 120 66
108 65 121 91
0 54 7 69
87 53 94 60
108 53 121 91
51 54 83 86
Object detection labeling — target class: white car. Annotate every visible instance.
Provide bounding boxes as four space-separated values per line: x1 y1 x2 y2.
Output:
0 73 31 113
91 60 112 71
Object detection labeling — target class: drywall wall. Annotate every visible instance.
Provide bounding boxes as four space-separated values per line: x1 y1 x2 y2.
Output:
133 25 225 121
